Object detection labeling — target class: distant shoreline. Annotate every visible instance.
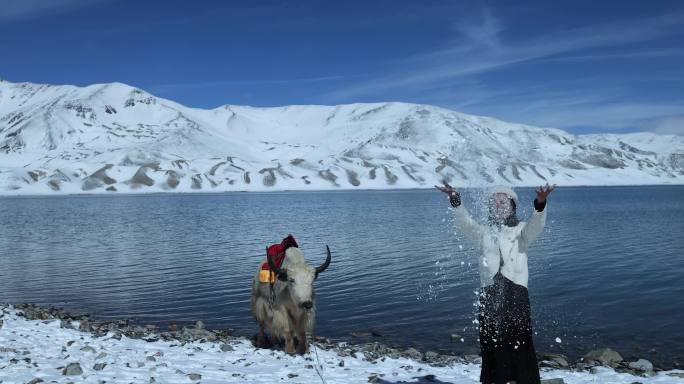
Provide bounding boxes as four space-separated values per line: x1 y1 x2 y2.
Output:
0 183 683 198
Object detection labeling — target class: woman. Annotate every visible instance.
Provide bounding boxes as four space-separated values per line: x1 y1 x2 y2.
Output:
436 182 555 384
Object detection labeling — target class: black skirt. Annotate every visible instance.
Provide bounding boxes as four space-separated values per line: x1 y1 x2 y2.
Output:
479 273 540 384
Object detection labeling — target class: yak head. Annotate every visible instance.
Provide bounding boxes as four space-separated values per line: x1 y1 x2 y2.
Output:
267 245 331 311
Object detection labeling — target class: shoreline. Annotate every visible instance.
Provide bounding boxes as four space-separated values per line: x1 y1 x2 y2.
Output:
0 183 683 198
3 303 684 384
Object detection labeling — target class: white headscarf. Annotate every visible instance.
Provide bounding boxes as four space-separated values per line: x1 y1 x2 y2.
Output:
489 185 518 203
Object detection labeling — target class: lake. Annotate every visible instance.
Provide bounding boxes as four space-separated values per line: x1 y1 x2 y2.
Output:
0 186 682 368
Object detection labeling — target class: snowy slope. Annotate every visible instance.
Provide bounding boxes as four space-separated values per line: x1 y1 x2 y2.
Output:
0 79 682 195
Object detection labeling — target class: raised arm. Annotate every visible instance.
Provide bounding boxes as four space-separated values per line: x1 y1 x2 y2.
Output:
519 184 555 251
436 182 486 243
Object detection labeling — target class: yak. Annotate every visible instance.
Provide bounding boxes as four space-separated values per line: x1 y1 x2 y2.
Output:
251 245 331 355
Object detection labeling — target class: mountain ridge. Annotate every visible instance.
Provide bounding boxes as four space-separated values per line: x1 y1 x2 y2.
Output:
0 79 682 194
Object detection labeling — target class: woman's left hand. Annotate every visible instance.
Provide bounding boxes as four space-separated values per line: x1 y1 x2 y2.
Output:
535 184 556 203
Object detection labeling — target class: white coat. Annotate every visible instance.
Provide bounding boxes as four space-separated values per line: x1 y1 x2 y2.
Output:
453 202 547 288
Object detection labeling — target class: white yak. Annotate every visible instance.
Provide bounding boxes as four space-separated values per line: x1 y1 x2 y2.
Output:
251 245 331 354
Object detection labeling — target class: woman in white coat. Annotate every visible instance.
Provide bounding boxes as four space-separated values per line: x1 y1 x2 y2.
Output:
436 182 555 384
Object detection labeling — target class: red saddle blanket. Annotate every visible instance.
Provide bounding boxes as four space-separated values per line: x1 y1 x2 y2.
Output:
261 243 287 271
259 235 298 283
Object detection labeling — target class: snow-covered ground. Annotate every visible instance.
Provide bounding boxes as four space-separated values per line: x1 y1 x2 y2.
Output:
2 306 683 383
1 79 683 195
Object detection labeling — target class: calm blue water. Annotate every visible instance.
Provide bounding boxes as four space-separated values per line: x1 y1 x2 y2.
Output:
0 187 682 367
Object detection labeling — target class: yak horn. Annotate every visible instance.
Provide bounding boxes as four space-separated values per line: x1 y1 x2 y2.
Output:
315 245 332 277
267 247 286 277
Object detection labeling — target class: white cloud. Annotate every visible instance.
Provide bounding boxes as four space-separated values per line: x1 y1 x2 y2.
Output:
448 84 684 134
648 116 684 135
322 9 684 135
452 7 503 51
326 12 684 101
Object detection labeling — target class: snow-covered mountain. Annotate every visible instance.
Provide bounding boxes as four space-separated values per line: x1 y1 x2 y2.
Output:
0 79 682 194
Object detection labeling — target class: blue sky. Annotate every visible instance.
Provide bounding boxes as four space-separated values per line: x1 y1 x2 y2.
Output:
1 0 683 135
